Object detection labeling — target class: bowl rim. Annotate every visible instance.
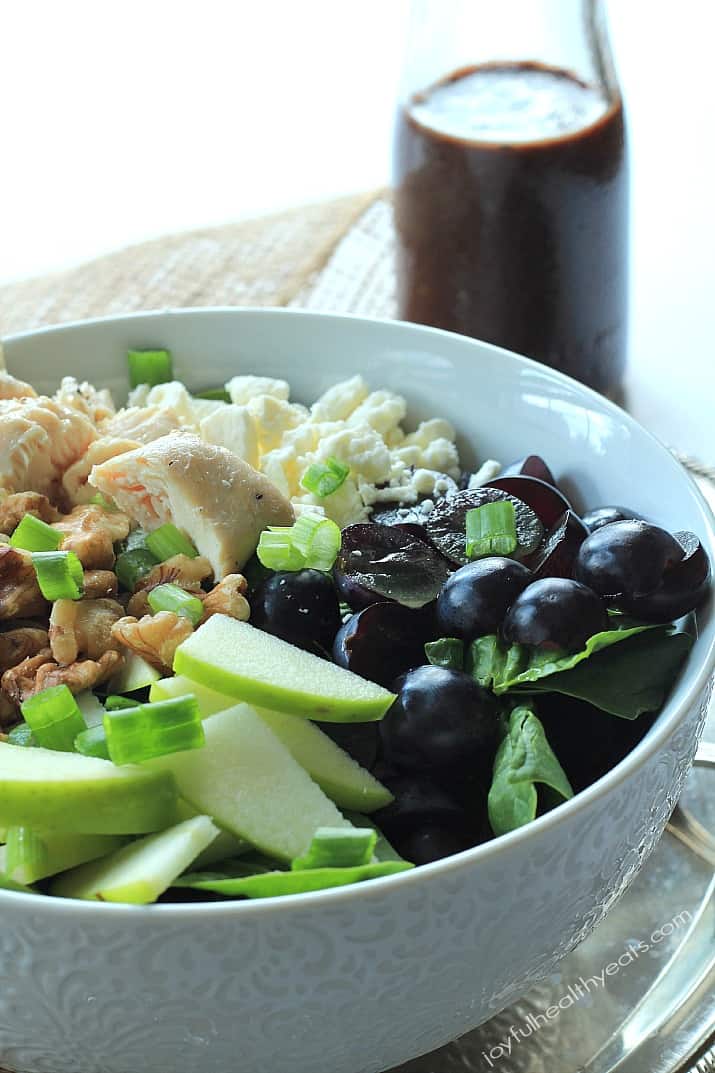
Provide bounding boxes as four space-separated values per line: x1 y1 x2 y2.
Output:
1 305 714 918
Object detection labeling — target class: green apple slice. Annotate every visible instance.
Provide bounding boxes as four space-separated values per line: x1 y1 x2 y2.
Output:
256 708 393 812
108 652 162 695
146 705 351 861
174 615 395 722
0 831 128 885
173 797 250 867
51 815 219 904
150 674 231 716
0 742 177 835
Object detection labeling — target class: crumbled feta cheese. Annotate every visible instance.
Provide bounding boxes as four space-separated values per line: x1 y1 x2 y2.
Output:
403 418 457 449
294 476 370 528
142 382 197 426
418 437 460 478
347 391 407 437
200 405 259 469
189 397 227 422
225 375 290 405
291 501 327 519
246 395 309 452
310 376 369 423
468 459 502 487
308 423 392 485
260 445 301 498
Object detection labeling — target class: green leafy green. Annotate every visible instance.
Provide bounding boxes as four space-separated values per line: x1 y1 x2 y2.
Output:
488 705 573 836
424 638 464 671
173 860 412 898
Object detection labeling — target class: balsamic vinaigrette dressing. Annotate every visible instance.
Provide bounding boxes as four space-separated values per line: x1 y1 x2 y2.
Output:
393 62 628 396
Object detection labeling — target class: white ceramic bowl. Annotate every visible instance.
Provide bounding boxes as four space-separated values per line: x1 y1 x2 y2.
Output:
1 309 713 1073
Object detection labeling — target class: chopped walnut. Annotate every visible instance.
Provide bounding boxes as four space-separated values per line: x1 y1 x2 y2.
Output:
51 505 130 570
0 627 49 673
0 692 17 726
0 492 60 535
136 554 212 595
49 598 124 665
2 648 53 705
0 545 47 619
34 650 123 696
112 611 193 672
202 574 250 622
83 570 119 599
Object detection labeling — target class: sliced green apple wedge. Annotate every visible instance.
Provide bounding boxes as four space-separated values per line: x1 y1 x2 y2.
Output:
174 615 395 722
174 797 250 867
150 674 231 716
256 708 392 812
108 652 161 695
0 742 177 835
51 815 219 904
146 705 351 861
0 831 128 885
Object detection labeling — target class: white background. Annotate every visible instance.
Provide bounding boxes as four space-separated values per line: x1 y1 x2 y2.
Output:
0 1 712 458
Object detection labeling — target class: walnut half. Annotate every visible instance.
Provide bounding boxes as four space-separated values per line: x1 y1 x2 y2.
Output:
0 545 47 620
112 612 193 673
49 598 124 665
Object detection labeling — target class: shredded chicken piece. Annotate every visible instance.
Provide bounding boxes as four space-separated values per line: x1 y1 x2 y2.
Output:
53 377 115 425
0 371 37 400
0 492 60 534
0 545 47 619
49 597 124 665
0 627 49 673
34 650 123 697
0 396 97 496
101 405 183 444
82 570 119 599
2 648 53 705
61 437 141 506
51 505 130 569
201 574 250 622
112 611 193 672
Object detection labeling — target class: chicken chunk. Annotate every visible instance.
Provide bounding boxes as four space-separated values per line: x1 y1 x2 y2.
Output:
54 377 115 424
62 437 140 506
100 405 183 444
0 396 96 496
51 505 130 570
0 371 37 400
91 432 294 578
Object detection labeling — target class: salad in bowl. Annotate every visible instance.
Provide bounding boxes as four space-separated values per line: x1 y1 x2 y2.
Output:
0 344 710 906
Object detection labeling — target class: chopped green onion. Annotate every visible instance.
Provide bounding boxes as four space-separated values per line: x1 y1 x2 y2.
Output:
300 456 351 498
256 515 341 573
127 348 173 389
125 527 151 552
148 583 204 626
466 501 518 559
7 722 36 748
292 827 377 871
9 514 61 553
21 685 87 752
74 724 110 759
104 695 141 711
89 492 118 512
103 695 204 765
145 524 198 562
196 387 231 402
4 828 48 883
115 547 158 592
31 551 84 601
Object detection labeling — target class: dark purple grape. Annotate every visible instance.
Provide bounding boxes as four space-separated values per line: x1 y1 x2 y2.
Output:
502 455 557 487
372 772 470 857
251 570 341 654
581 505 644 532
334 524 452 611
436 557 532 640
574 521 685 602
379 666 502 776
332 602 435 688
320 722 379 771
527 510 589 580
503 578 609 652
620 530 711 621
425 488 543 566
396 824 476 864
485 475 572 529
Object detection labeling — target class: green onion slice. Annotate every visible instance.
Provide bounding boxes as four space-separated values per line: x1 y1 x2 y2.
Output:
104 695 141 712
31 551 84 601
196 387 231 402
300 456 350 498
256 515 341 573
115 547 159 592
127 348 173 389
89 492 119 512
292 827 377 871
9 514 62 553
4 828 48 883
145 524 198 562
21 685 87 752
74 724 110 759
148 583 204 626
466 501 518 559
103 695 204 765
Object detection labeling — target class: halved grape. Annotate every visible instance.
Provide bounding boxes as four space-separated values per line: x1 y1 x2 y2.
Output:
485 475 572 529
623 530 711 621
370 475 459 528
425 488 543 566
502 455 557 487
334 524 452 610
575 521 685 600
528 510 589 580
581 505 643 532
332 602 435 688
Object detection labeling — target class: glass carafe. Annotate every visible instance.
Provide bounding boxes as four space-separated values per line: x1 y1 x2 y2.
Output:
393 0 628 397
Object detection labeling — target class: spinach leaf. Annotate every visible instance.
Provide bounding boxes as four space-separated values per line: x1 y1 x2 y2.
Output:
424 637 464 671
488 705 573 836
